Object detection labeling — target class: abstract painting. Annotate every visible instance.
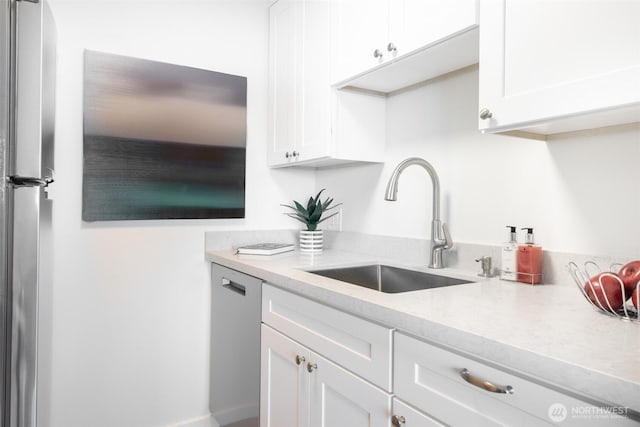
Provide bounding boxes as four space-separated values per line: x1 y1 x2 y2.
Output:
82 50 246 221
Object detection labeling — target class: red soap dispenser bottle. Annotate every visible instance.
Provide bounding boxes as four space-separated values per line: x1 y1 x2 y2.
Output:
517 227 542 284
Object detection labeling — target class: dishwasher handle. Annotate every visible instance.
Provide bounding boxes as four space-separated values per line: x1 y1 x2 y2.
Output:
221 278 246 296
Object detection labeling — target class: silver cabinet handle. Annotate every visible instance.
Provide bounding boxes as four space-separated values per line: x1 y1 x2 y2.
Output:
387 42 397 53
479 108 493 120
307 362 318 373
292 150 299 158
391 415 406 426
373 49 383 59
295 355 306 366
459 368 514 394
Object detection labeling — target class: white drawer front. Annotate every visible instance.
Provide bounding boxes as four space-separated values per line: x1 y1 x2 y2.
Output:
395 332 638 427
262 283 393 391
392 398 446 427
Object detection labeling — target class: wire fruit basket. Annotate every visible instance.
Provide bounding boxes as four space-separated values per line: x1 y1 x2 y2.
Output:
567 261 639 322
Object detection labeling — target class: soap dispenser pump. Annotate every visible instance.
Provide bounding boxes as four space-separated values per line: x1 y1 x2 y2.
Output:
517 227 543 284
500 226 518 281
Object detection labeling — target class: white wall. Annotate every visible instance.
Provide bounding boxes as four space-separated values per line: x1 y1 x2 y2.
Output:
316 67 640 259
44 1 314 426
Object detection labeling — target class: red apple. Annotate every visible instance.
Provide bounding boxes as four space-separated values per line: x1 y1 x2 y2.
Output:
583 272 625 313
618 260 640 297
631 288 639 311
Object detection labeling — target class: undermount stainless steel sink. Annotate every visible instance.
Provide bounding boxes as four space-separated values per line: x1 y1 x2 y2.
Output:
307 264 473 294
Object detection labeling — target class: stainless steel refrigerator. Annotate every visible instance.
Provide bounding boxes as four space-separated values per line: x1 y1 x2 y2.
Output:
1 0 56 426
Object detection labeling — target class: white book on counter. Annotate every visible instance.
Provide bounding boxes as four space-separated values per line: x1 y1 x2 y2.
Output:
236 243 294 255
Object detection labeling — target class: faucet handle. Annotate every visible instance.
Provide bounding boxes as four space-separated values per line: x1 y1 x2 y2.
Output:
442 223 453 250
430 222 453 269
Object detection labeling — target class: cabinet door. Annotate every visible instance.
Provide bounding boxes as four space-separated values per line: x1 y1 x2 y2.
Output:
268 0 301 166
309 352 392 427
330 0 389 84
269 0 331 167
260 325 309 427
297 0 332 163
479 0 640 134
390 0 477 55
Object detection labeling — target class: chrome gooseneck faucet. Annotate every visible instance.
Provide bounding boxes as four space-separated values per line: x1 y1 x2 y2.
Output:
384 157 453 269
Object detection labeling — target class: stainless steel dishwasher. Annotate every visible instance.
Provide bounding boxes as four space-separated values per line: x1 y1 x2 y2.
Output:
210 263 262 427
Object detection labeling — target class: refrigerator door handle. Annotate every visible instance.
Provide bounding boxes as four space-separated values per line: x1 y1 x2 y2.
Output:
7 176 53 188
9 185 43 427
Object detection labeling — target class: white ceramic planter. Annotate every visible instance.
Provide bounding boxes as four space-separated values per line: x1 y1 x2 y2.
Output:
299 230 323 253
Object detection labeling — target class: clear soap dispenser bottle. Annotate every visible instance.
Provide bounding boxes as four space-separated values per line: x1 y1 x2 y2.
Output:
500 226 518 281
517 227 543 284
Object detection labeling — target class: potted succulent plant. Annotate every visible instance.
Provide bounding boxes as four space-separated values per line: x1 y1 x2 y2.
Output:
282 189 341 253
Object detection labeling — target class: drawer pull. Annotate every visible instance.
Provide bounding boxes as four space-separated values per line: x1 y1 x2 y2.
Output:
295 355 306 366
479 108 493 120
391 415 406 426
459 368 514 394
307 362 318 373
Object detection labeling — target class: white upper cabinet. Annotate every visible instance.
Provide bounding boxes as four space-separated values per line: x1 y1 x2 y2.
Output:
478 0 640 135
390 0 478 57
268 0 386 168
268 0 330 166
268 0 301 164
331 0 479 93
330 0 389 84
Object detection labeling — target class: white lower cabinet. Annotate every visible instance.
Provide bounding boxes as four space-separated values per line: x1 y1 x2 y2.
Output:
394 332 639 427
260 324 308 427
261 324 392 427
261 283 394 426
311 344 392 427
259 282 638 426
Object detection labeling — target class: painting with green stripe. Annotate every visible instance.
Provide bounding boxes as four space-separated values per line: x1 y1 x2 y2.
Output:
82 50 246 221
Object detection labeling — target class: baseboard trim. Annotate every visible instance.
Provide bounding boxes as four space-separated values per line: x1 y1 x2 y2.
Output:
211 403 259 426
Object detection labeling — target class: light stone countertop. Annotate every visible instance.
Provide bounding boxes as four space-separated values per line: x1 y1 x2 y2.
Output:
206 248 640 415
